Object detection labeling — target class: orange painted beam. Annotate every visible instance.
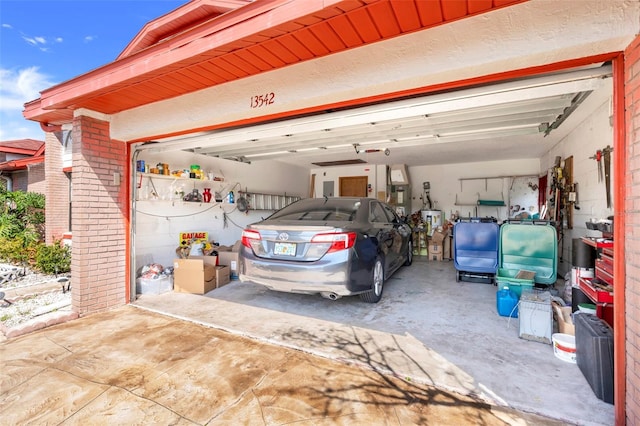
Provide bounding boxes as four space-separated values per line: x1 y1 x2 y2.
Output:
125 142 132 304
612 52 626 426
33 0 346 113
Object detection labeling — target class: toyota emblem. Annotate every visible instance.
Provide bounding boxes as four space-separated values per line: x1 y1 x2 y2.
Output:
277 232 289 241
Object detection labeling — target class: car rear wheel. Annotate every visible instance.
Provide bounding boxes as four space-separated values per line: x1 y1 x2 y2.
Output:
360 258 384 303
404 241 413 266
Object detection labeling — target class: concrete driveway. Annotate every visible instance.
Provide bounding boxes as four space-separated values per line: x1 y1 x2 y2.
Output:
0 305 566 425
135 258 613 426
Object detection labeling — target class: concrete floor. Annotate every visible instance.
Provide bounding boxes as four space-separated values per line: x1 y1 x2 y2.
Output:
1 305 570 425
135 258 614 426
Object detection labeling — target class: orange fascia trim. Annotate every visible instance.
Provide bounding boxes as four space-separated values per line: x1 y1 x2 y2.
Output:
612 53 626 426
128 51 620 144
40 122 62 133
118 0 248 59
0 155 44 170
33 0 343 113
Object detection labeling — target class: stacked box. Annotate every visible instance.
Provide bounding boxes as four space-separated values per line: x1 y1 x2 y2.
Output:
173 258 216 294
217 240 242 279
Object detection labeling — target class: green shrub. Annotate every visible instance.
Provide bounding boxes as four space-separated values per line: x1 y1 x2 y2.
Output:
0 236 38 265
0 188 47 266
35 242 71 275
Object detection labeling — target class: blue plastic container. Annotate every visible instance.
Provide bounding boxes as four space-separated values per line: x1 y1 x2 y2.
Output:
497 287 519 318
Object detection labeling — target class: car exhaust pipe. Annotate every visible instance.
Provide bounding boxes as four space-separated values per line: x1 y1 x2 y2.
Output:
321 292 341 300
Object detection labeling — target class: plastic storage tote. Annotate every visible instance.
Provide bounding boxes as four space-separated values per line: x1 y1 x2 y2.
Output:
453 219 499 283
495 268 534 297
498 221 558 285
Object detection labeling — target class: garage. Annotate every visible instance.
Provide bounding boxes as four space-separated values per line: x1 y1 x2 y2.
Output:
129 61 616 424
22 1 639 424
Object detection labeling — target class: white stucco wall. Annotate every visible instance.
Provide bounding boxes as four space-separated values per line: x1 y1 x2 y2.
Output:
110 0 638 143
134 150 308 268
406 159 541 222
540 81 614 276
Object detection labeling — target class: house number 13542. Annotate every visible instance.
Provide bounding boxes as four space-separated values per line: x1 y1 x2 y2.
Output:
250 92 275 108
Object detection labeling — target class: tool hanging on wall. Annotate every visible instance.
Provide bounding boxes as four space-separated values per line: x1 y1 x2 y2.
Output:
422 182 433 210
568 182 580 210
603 145 613 208
589 149 603 182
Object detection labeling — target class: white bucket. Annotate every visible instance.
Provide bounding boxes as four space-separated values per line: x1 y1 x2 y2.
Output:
552 333 576 363
571 267 594 287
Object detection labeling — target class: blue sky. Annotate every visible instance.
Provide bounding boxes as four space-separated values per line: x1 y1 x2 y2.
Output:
0 0 185 141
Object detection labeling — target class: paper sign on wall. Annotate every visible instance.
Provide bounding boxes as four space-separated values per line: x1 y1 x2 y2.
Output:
180 232 209 247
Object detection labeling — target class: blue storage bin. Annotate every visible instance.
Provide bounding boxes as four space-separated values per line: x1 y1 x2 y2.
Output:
453 220 499 283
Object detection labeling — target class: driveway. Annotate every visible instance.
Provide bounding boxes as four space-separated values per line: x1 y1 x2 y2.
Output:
0 305 565 425
136 258 613 426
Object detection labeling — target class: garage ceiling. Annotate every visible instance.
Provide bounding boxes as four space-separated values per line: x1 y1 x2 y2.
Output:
139 64 612 168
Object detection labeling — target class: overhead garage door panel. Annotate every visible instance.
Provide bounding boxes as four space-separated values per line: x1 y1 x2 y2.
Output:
139 65 612 168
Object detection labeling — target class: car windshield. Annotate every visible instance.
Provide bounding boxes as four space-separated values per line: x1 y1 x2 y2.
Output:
269 199 361 222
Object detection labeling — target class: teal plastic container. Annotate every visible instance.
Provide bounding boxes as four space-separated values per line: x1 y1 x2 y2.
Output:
495 268 534 297
498 222 557 285
497 287 519 318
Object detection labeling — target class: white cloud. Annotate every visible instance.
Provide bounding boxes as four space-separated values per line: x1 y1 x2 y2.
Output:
0 67 57 140
84 35 96 43
20 33 62 50
22 35 39 46
2 23 13 29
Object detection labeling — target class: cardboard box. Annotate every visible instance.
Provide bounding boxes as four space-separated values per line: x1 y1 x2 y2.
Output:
429 252 443 261
217 240 241 279
443 236 451 260
173 258 217 294
553 302 575 335
215 265 231 288
431 229 449 244
429 243 442 254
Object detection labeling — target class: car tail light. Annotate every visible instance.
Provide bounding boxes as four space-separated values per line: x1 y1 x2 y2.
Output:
241 229 261 248
311 232 356 253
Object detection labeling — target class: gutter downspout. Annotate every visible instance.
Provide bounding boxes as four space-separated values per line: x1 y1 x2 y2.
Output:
40 122 62 133
0 172 13 191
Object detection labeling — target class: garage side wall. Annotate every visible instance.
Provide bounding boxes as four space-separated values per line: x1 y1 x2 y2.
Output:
45 131 70 244
71 115 127 314
625 35 640 426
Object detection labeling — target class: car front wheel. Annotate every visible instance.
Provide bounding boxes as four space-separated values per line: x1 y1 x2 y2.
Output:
360 258 384 303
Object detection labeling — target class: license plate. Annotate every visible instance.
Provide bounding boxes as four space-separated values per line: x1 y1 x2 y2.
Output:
274 242 296 256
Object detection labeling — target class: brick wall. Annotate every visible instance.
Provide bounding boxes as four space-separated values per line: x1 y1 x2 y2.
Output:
27 162 46 195
71 115 127 314
45 131 70 244
625 35 640 425
11 171 28 191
